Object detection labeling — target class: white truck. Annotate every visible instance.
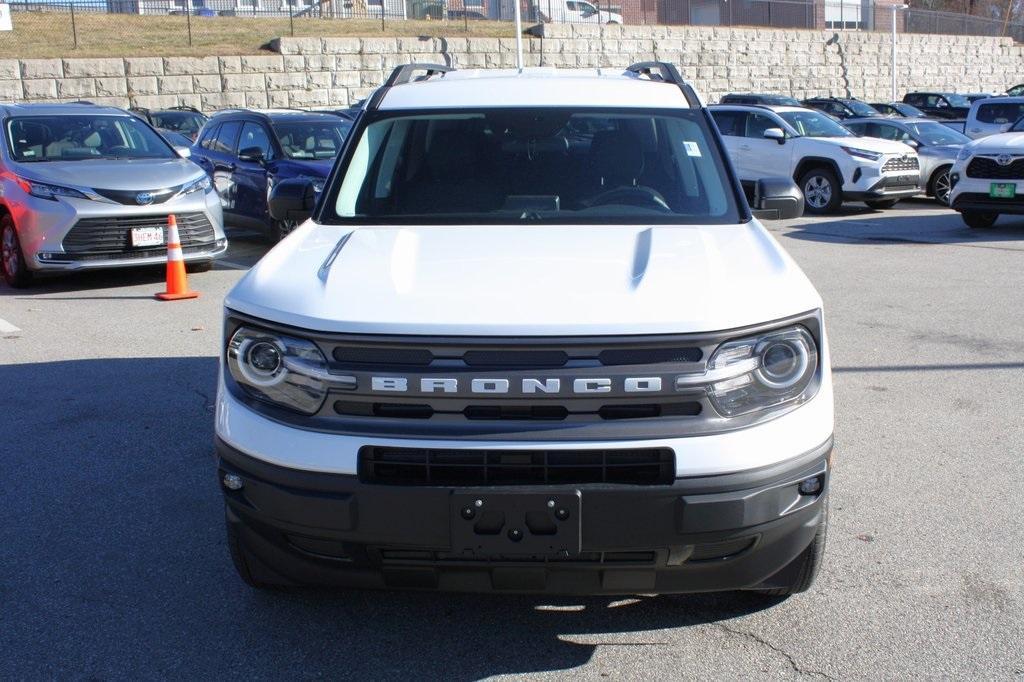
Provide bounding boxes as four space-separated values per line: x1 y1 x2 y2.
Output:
536 0 623 24
215 63 834 597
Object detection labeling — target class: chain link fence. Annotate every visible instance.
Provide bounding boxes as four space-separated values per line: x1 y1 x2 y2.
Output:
2 0 1024 57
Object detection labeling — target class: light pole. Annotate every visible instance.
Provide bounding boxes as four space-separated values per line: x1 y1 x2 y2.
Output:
891 3 910 102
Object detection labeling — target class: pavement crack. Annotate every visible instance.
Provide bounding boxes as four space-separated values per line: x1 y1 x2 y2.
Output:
716 623 834 679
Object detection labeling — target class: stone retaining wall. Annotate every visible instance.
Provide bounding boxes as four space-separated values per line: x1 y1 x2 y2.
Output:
1 24 1021 110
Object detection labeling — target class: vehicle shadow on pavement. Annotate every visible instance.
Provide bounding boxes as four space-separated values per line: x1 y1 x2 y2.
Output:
0 356 784 680
0 265 168 298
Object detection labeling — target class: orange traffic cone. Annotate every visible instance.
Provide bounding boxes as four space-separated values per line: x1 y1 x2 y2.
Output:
155 215 199 301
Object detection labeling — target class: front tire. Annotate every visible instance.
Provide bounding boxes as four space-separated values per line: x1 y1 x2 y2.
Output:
960 210 998 229
225 510 283 590
865 198 899 210
266 219 298 244
1 214 33 288
929 165 952 206
753 495 829 597
799 168 842 214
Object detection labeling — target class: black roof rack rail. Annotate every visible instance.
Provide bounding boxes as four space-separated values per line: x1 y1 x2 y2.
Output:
367 63 455 111
625 61 701 108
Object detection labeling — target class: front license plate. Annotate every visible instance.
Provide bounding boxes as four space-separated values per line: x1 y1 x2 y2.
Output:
990 183 1016 199
130 226 164 247
450 491 582 558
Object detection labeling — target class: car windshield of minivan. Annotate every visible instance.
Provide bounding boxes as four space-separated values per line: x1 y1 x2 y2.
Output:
6 115 176 162
329 108 738 225
779 111 854 138
272 121 351 160
846 100 881 117
905 121 970 146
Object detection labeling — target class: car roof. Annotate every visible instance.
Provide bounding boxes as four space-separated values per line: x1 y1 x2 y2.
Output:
846 116 933 125
974 96 1024 103
710 104 808 114
0 102 133 117
210 108 343 122
377 68 698 110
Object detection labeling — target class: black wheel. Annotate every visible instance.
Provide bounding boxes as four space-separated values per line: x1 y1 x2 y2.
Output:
961 210 998 229
225 511 279 590
186 260 213 274
865 199 898 210
928 165 952 206
1 214 33 288
266 219 298 244
798 168 842 214
753 496 828 597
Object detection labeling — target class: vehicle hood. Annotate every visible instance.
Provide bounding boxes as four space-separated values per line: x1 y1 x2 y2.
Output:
11 157 204 190
226 222 823 336
812 136 916 155
965 131 1024 154
919 143 962 159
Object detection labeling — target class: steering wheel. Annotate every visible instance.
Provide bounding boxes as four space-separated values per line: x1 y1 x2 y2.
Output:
586 186 672 212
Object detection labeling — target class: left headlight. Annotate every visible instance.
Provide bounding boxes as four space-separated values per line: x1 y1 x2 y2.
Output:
180 174 212 195
17 177 89 201
226 327 330 415
705 325 819 417
841 146 883 162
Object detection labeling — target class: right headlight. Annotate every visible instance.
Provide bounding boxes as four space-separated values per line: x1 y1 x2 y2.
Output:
226 327 331 415
705 326 819 417
956 147 973 163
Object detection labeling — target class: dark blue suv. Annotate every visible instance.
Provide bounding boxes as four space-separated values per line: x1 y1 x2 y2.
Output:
191 109 352 242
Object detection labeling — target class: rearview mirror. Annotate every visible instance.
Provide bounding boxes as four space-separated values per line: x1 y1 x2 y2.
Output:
752 177 803 221
763 127 786 144
174 145 191 158
269 177 316 223
238 146 265 164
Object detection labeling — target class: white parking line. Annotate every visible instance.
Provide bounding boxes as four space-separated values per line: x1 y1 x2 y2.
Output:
0 318 21 334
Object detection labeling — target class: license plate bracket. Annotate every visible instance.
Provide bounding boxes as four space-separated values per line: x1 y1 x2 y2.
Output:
130 226 165 247
450 491 582 558
990 182 1016 199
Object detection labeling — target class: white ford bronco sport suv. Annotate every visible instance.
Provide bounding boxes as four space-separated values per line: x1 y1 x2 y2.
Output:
216 63 835 597
710 104 920 214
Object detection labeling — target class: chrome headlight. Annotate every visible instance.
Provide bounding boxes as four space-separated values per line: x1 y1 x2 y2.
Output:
841 146 883 162
706 326 819 417
180 174 212 195
17 177 89 201
956 147 973 163
226 327 330 415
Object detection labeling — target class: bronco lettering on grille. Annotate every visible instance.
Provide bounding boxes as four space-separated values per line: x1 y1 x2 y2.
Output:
369 376 664 394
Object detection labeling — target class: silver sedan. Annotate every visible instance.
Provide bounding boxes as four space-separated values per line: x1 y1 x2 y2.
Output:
844 117 970 205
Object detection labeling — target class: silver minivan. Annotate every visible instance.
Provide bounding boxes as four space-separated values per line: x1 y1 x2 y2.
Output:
0 103 227 288
965 96 1024 139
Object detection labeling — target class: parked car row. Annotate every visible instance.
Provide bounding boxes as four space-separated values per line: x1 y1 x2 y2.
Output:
0 102 354 287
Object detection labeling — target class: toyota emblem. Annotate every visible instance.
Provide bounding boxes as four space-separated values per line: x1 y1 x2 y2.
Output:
996 154 1014 166
135 192 154 205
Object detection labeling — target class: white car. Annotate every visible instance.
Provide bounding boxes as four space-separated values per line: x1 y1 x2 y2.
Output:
538 0 623 24
964 96 1024 139
711 105 921 213
949 130 1024 228
217 63 834 597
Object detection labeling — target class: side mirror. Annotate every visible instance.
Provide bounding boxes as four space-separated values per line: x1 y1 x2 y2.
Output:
904 139 919 148
269 177 316 223
763 127 786 144
238 146 265 164
752 176 804 221
174 145 191 158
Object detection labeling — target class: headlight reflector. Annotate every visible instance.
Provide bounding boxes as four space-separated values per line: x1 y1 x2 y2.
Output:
956 147 972 162
707 326 818 416
841 146 883 162
17 177 89 201
180 174 212 195
227 327 329 415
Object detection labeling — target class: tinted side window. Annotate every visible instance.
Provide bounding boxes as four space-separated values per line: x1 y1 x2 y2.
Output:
199 124 220 150
976 102 1024 124
239 122 274 159
710 110 746 136
744 113 777 138
214 120 241 155
845 122 866 134
905 94 924 106
873 123 908 141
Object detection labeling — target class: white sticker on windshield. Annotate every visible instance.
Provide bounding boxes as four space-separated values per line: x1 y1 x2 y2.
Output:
683 141 702 157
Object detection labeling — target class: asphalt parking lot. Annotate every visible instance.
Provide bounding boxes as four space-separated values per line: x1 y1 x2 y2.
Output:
2 202 1022 680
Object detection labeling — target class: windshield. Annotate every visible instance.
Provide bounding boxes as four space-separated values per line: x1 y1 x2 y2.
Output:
846 100 881 117
905 121 970 145
895 103 925 117
150 111 206 137
945 94 970 107
272 120 351 160
326 108 739 225
1010 117 1024 132
6 115 175 162
779 111 854 138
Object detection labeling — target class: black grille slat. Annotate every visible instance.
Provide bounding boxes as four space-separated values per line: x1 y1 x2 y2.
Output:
93 185 181 205
966 157 1024 179
598 347 702 365
359 447 675 486
882 156 920 172
62 212 214 255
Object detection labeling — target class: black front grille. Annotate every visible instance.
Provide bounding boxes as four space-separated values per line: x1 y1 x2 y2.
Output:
966 156 1024 179
92 185 181 205
882 155 919 172
330 344 702 369
334 400 702 422
359 447 675 486
62 212 215 255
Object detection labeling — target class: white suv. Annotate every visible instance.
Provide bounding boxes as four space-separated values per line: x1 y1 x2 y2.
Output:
949 129 1024 228
964 97 1024 139
216 63 834 597
711 105 920 213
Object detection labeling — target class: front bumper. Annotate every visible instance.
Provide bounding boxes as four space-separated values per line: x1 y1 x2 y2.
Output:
843 174 921 201
219 436 832 594
950 176 1024 214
